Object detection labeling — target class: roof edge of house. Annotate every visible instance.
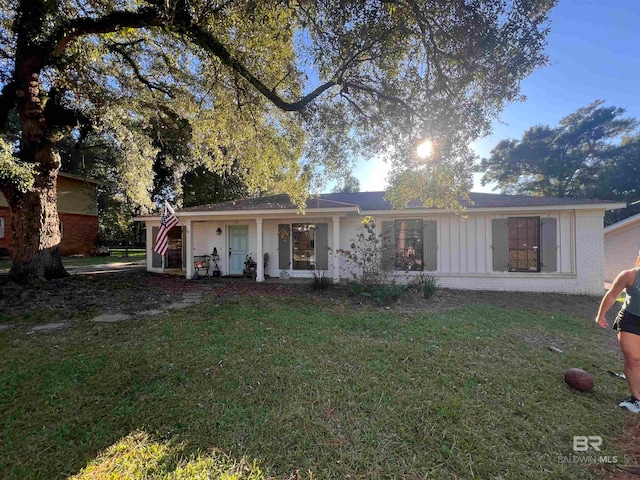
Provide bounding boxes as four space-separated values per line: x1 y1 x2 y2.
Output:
605 212 640 234
59 172 105 185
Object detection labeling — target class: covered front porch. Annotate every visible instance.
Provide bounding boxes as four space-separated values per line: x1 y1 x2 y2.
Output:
143 213 356 283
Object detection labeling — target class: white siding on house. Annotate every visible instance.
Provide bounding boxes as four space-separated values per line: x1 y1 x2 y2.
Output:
264 217 337 279
439 216 450 272
141 205 608 295
192 221 228 276
449 217 461 272
559 210 574 273
335 210 603 295
575 212 606 294
145 220 162 273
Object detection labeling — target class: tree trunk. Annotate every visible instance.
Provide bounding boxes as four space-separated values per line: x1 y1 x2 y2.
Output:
6 165 67 282
6 50 69 282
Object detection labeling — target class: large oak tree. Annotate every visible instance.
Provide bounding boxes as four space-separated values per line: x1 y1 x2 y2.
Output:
479 101 640 224
0 0 555 282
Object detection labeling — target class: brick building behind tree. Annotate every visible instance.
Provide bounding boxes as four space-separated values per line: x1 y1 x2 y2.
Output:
0 173 101 257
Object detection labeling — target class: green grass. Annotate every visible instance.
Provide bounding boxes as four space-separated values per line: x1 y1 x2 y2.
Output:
0 251 146 270
0 296 630 479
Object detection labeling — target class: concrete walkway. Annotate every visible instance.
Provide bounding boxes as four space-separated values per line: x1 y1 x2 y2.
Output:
66 261 147 275
0 260 146 276
0 260 205 335
15 289 206 335
89 290 205 323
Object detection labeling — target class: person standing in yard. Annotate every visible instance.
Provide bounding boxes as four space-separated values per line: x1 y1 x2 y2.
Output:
596 266 640 413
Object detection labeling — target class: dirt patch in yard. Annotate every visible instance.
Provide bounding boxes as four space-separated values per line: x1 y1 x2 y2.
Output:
0 272 205 321
0 271 607 323
392 287 604 321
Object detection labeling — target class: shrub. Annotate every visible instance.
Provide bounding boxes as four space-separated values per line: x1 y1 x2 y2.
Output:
409 272 439 299
368 283 407 305
335 216 393 286
311 269 330 292
347 281 367 296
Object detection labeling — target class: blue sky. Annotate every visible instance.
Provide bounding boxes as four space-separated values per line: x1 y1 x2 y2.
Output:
349 0 640 193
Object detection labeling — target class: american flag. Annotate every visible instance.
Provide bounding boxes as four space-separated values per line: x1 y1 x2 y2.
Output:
153 202 180 257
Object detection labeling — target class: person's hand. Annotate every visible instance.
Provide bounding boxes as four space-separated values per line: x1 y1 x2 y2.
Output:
596 315 609 329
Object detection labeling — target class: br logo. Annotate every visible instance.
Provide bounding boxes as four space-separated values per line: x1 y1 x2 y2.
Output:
573 436 602 452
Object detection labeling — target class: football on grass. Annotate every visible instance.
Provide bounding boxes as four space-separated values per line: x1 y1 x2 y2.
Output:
564 368 594 392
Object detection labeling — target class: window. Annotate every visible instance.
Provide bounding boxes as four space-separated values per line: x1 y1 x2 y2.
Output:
395 219 423 271
58 220 63 239
508 217 540 272
292 223 315 270
0 217 4 238
279 223 329 271
492 217 557 273
381 219 437 271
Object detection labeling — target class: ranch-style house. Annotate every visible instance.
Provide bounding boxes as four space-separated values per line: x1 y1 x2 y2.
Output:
136 191 625 295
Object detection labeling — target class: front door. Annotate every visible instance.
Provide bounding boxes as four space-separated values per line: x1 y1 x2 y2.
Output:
229 225 248 275
166 226 183 268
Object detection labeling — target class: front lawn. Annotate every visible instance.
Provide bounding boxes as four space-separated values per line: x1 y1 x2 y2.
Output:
0 290 634 479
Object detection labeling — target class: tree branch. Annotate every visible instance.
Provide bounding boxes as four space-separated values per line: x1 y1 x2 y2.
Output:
343 81 417 117
44 87 92 135
38 2 418 119
106 43 175 97
402 0 452 97
171 14 337 111
340 91 368 118
44 5 338 112
47 8 164 60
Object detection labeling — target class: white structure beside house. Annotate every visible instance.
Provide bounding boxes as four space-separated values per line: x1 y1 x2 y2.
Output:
604 213 640 282
136 192 625 295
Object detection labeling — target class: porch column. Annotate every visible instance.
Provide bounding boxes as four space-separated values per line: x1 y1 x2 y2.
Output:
185 220 194 279
256 218 265 282
333 216 340 283
146 222 154 271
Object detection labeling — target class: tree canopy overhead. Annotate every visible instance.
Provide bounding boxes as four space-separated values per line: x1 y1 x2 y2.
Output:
478 100 640 222
0 0 555 281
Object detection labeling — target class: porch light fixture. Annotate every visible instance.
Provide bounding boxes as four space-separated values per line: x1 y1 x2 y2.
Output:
216 227 222 235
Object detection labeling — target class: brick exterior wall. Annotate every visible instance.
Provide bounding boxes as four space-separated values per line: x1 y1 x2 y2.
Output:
58 213 99 256
0 206 12 256
0 207 98 257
